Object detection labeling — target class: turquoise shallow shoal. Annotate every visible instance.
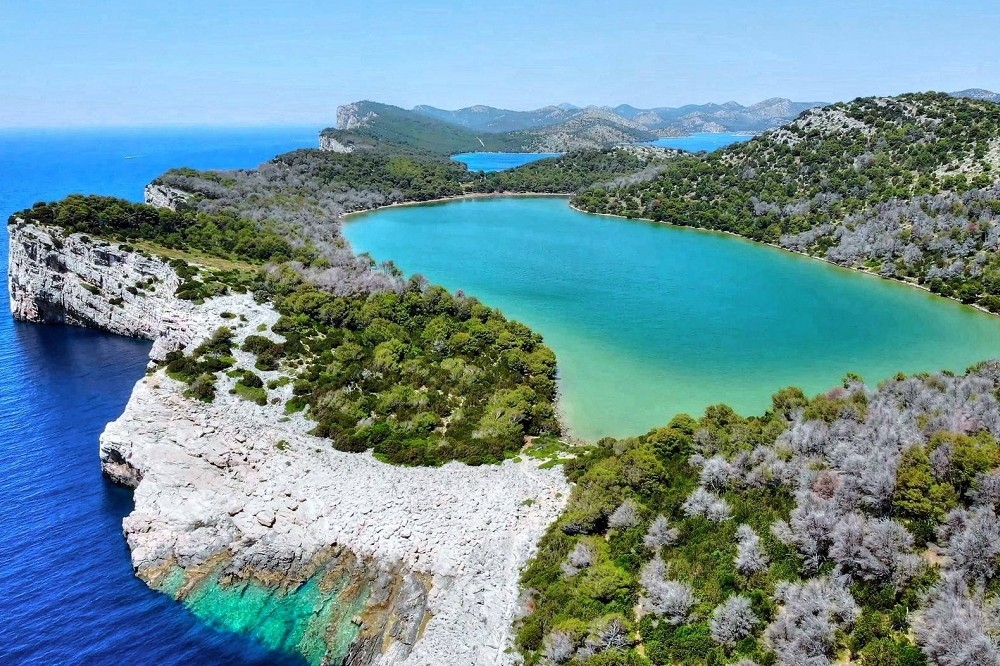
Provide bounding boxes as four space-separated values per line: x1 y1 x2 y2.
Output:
345 197 1000 440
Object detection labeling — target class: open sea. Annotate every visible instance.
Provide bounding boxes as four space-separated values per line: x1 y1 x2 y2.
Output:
0 127 317 665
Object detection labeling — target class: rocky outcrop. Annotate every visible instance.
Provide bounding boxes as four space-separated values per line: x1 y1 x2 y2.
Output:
7 219 570 665
101 375 567 665
143 183 191 210
337 103 379 131
319 134 355 153
7 221 212 361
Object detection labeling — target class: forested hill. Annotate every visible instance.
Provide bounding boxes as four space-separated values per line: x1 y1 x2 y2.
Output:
517 360 1000 666
322 101 528 155
575 92 1000 312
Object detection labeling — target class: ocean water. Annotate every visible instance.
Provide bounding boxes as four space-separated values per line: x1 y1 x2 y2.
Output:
451 151 562 172
0 127 318 665
451 133 748 172
345 197 1000 439
648 132 752 152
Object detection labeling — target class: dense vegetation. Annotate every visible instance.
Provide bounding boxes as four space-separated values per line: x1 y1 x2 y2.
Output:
468 148 679 194
518 365 1000 665
321 101 530 155
252 274 559 465
11 194 559 466
574 93 1000 312
14 194 309 266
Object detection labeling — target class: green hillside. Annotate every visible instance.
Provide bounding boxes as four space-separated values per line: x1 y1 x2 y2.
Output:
575 92 1000 311
322 101 528 155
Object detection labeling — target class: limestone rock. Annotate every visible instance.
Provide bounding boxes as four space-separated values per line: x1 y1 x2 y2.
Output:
8 219 571 665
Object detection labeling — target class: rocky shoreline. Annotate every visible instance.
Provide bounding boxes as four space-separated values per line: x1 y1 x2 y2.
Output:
7 216 569 665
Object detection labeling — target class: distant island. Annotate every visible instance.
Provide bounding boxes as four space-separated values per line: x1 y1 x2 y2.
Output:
9 90 1000 665
320 91 999 155
319 97 829 154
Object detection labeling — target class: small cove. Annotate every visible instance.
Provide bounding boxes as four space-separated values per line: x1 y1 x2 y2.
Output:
344 196 1000 440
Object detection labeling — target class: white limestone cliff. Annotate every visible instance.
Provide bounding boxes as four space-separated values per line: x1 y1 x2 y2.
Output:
6 218 570 665
8 222 210 361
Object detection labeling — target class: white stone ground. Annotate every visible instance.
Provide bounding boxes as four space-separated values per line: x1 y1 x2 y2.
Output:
9 222 570 665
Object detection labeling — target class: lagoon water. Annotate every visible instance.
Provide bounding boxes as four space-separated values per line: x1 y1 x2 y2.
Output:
345 197 1000 439
0 128 316 665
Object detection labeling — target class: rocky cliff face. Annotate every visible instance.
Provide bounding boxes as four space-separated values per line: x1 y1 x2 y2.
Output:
7 218 569 665
7 221 210 361
337 103 379 131
143 183 191 210
319 134 355 153
102 375 567 665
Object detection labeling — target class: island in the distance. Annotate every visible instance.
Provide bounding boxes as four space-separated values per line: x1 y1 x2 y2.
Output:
8 90 1000 666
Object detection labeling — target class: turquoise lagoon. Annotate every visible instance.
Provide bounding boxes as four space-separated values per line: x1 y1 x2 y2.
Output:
345 197 1000 440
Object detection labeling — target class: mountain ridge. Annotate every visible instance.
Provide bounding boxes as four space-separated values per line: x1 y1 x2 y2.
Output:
411 97 830 135
321 97 829 155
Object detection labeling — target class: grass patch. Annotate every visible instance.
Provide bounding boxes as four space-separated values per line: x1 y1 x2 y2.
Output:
132 240 257 273
233 381 267 406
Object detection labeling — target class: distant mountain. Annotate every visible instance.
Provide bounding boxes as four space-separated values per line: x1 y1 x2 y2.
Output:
607 98 828 133
505 108 657 152
321 97 830 156
325 101 526 155
951 88 1000 103
412 98 828 136
323 101 657 154
411 104 578 133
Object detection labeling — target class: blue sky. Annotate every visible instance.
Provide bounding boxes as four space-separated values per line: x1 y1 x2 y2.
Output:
2 0 997 127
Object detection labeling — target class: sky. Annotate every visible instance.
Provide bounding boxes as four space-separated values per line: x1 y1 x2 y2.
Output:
1 0 998 127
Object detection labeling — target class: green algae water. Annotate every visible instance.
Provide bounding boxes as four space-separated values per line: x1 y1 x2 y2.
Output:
344 197 1000 439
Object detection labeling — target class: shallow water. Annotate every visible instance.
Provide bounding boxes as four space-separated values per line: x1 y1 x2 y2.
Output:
345 196 1000 439
0 127 317 665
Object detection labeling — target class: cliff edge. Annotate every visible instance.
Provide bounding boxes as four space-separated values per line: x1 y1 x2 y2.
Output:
6 217 569 665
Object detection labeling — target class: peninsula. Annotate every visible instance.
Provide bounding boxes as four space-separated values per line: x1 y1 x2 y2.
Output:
9 91 1000 666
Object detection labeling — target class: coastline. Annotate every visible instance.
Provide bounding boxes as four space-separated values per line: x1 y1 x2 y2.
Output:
346 193 983 319
567 202 1000 319
341 191 571 220
7 219 571 665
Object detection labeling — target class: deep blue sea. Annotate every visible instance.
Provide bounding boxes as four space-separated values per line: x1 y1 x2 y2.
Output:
0 127 317 665
451 134 750 172
451 151 561 172
648 132 752 152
